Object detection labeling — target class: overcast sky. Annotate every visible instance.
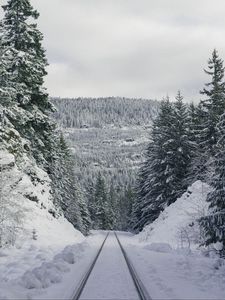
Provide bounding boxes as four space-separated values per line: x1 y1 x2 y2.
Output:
2 0 225 101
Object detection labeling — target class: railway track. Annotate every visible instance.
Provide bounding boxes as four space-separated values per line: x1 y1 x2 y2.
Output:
71 232 109 300
114 232 151 300
72 231 151 300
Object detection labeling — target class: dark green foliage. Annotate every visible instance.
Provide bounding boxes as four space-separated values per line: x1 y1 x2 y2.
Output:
200 49 225 155
132 98 175 231
199 114 225 254
133 93 192 232
90 173 114 230
1 0 49 109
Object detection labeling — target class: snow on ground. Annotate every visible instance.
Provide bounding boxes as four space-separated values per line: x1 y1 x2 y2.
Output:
0 175 224 300
0 232 107 300
118 232 225 300
0 150 15 168
0 149 87 299
137 181 211 249
116 180 225 299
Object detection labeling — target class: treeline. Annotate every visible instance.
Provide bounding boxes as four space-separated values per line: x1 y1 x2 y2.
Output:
53 97 159 128
132 49 225 255
87 173 135 230
0 0 90 237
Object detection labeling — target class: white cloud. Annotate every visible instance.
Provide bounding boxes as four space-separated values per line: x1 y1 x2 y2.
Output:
2 0 225 101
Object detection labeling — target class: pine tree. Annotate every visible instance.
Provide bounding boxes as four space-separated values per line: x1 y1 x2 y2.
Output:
169 91 192 199
92 173 108 229
186 102 210 185
120 185 135 230
200 49 225 155
199 113 225 255
50 133 91 235
91 173 114 230
132 98 175 231
75 186 91 235
1 0 49 109
0 0 56 168
132 93 192 232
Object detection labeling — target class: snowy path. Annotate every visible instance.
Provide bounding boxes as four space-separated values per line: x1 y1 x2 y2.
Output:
79 232 139 300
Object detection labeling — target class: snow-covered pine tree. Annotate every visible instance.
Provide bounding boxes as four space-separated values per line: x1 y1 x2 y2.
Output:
200 49 225 155
75 186 91 235
132 93 192 232
186 102 210 185
91 173 114 230
169 91 192 200
1 0 49 109
0 0 55 167
50 133 91 235
92 173 107 229
120 185 135 230
199 113 225 256
132 98 174 232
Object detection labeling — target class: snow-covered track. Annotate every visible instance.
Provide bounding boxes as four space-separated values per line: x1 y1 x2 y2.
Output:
72 232 109 300
114 232 152 300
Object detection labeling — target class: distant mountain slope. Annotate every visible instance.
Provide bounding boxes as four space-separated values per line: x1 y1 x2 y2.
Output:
52 97 159 230
52 97 159 128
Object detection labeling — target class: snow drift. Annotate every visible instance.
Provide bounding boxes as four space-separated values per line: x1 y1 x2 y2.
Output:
0 149 83 249
137 181 211 249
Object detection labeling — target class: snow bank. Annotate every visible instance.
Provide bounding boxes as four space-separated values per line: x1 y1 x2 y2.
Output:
137 181 211 249
0 149 85 299
1 149 83 248
20 241 88 289
0 150 15 168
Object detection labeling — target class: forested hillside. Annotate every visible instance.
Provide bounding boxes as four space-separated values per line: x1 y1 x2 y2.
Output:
53 97 158 128
53 97 159 230
0 0 90 248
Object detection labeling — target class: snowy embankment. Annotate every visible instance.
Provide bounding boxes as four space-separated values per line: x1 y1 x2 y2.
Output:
0 150 92 299
136 180 211 249
119 180 225 299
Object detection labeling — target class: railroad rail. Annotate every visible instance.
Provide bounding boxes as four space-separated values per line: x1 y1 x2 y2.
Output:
72 231 151 300
72 232 109 300
114 231 152 300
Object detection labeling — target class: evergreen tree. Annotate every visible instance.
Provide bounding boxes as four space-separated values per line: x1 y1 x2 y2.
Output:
186 102 210 185
92 173 108 229
91 173 114 230
0 0 55 168
50 133 91 235
133 93 192 232
75 186 91 235
200 49 225 155
199 113 225 255
120 185 135 230
169 91 192 198
1 0 49 108
132 98 174 231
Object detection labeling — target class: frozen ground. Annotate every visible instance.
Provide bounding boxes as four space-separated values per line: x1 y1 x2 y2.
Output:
0 232 106 300
119 232 225 300
1 231 225 299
